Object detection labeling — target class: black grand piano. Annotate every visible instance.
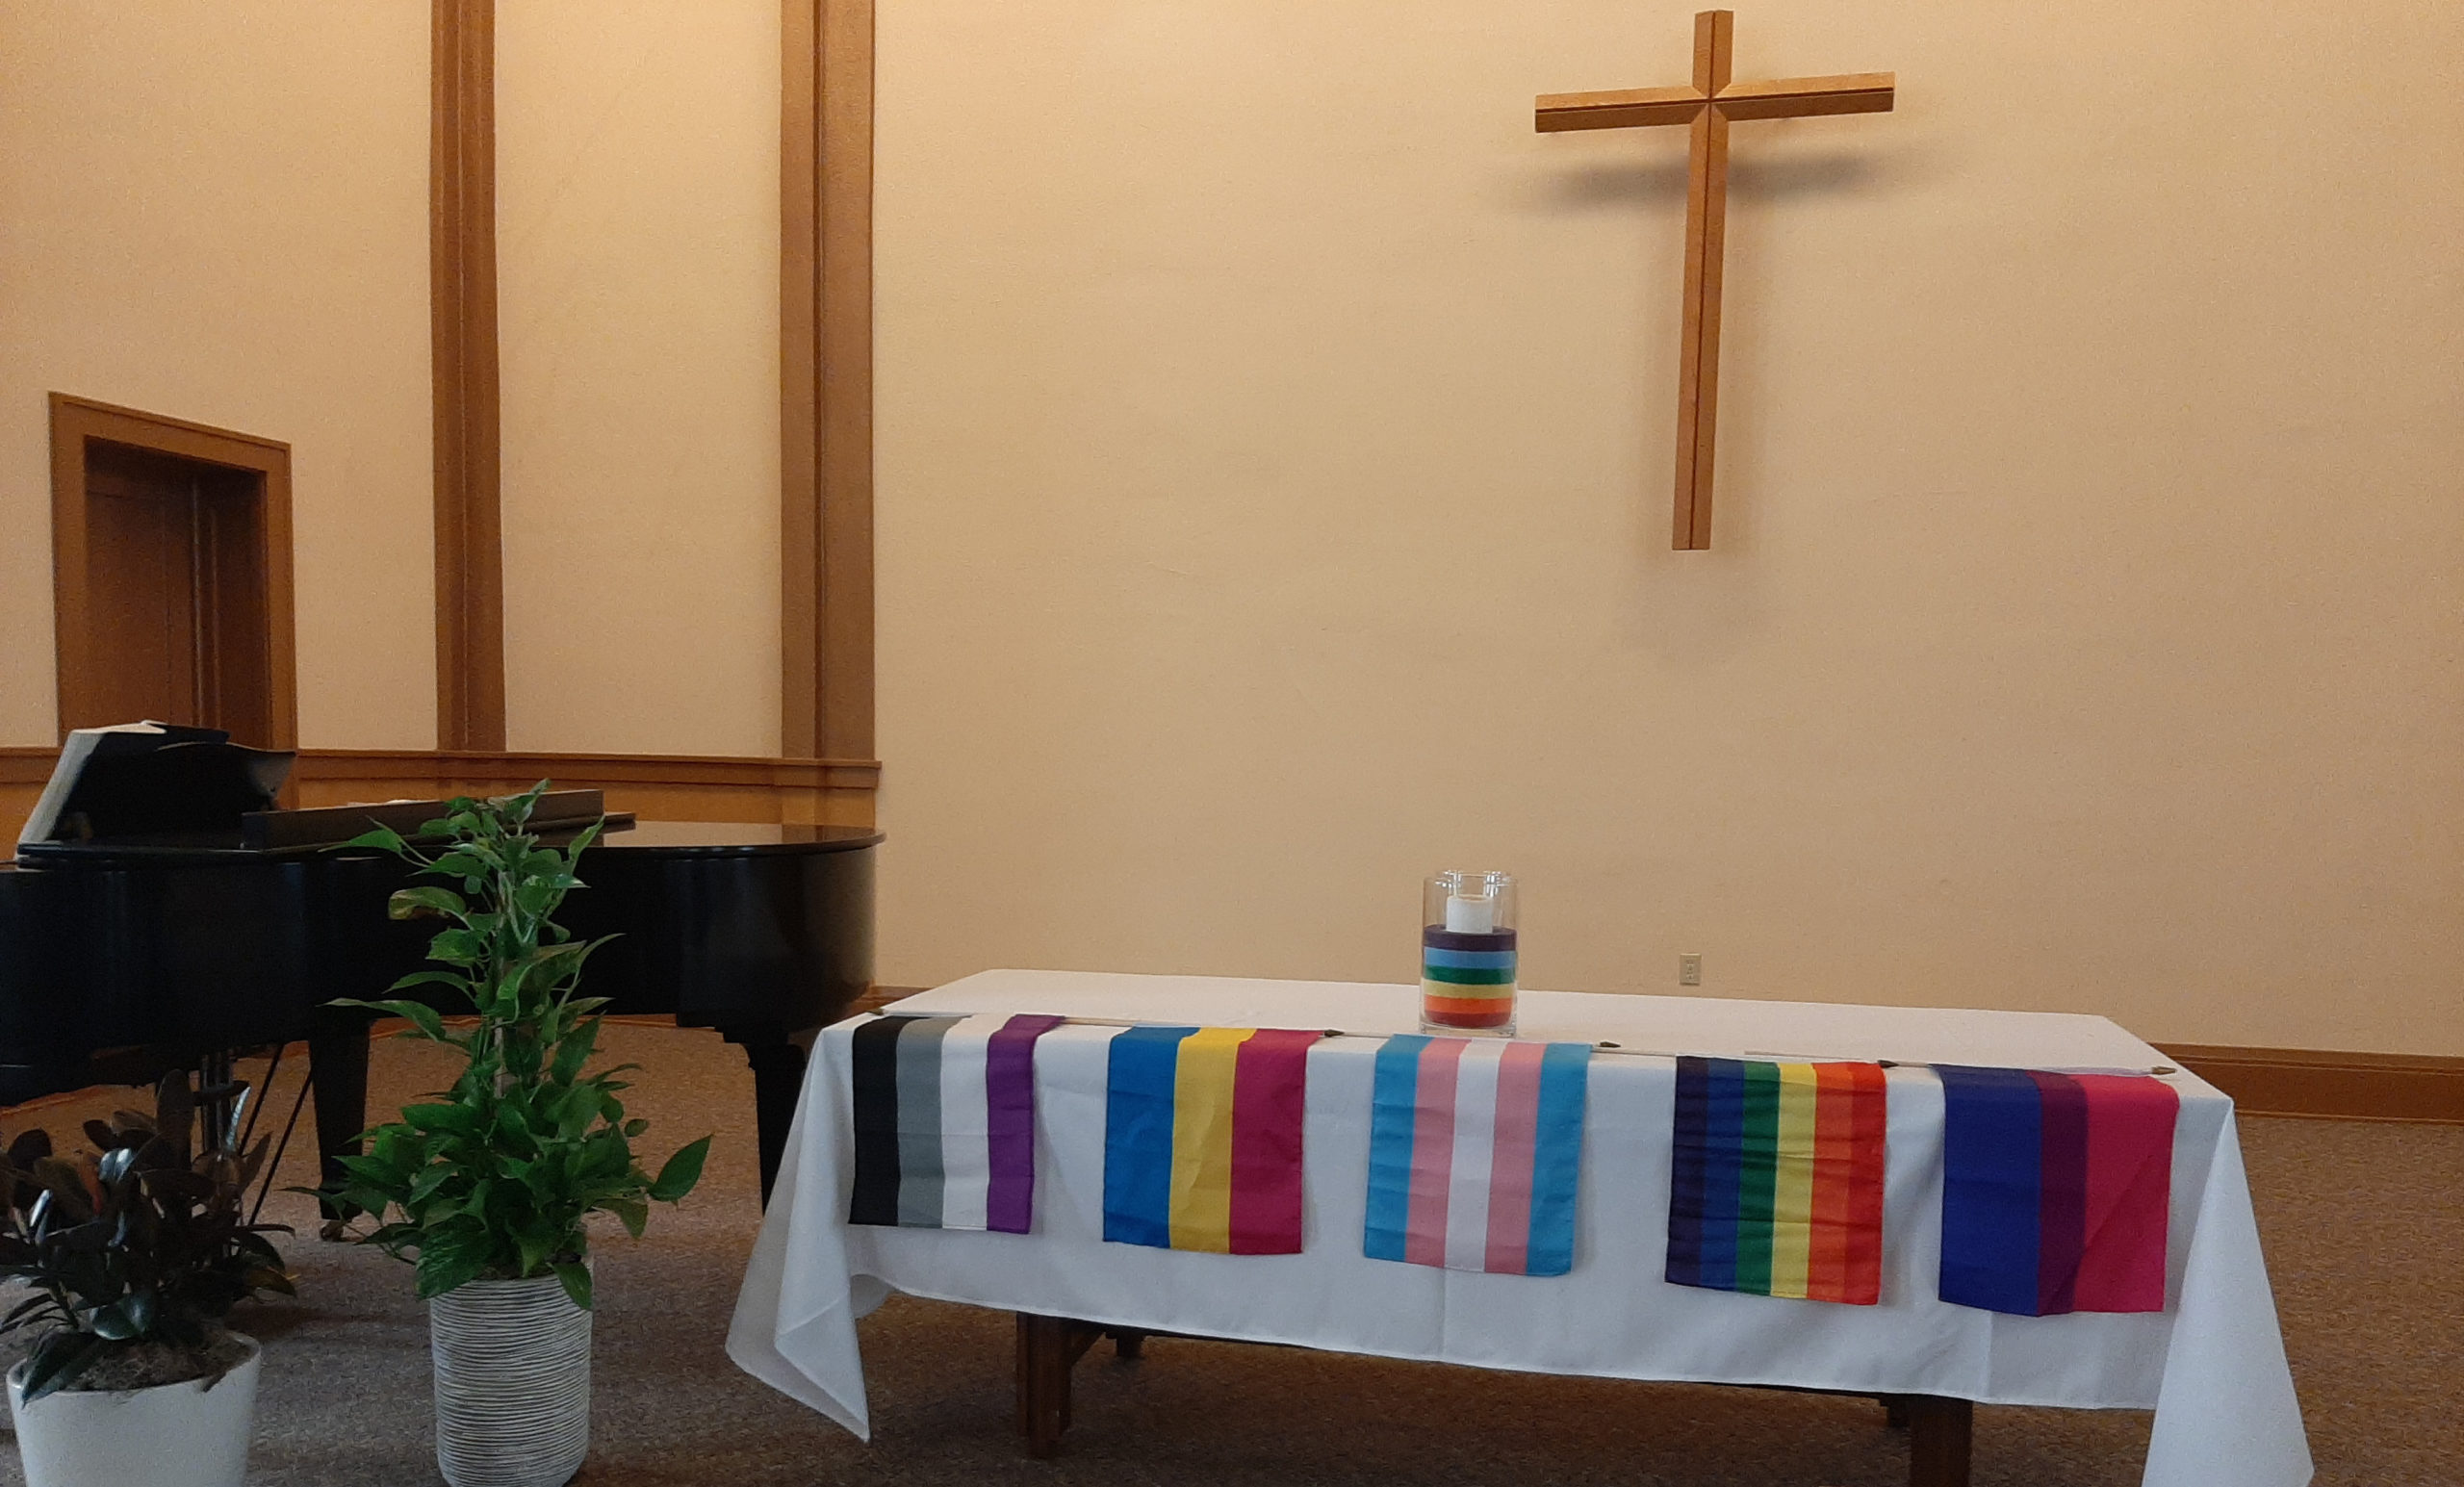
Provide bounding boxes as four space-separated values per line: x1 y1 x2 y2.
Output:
0 728 878 1200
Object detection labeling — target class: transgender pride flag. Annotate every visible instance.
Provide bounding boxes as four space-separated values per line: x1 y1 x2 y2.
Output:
1365 1036 1591 1276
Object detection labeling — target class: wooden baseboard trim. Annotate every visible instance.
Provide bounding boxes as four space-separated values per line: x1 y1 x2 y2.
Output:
850 985 918 1016
2158 1043 2463 1124
295 748 879 791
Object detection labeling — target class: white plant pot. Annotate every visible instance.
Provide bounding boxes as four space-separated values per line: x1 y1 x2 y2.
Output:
429 1273 591 1487
6 1332 261 1487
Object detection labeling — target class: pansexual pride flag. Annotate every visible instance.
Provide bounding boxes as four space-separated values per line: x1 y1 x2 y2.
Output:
1666 1057 1889 1305
1937 1066 2178 1317
1364 1036 1590 1276
1102 1026 1319 1254
848 1013 1065 1232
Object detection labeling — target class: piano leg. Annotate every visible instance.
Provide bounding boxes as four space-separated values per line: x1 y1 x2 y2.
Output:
721 1027 808 1203
306 1017 372 1225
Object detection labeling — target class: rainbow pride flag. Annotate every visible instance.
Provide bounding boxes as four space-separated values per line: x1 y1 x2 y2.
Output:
1364 1036 1590 1275
1666 1057 1888 1305
1938 1066 2177 1316
1102 1026 1319 1254
849 1013 1067 1232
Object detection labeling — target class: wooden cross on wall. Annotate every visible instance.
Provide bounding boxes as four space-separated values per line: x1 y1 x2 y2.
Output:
1538 12 1893 550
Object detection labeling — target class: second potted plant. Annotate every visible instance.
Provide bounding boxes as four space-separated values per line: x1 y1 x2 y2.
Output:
0 1073 295 1487
323 783 709 1487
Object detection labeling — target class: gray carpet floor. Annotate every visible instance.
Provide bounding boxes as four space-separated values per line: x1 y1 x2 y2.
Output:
3 1021 2454 1485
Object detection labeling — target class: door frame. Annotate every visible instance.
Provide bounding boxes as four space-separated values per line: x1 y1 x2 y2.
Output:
48 393 298 750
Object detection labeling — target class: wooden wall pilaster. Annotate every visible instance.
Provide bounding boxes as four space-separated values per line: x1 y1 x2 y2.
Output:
431 0 505 751
782 0 876 761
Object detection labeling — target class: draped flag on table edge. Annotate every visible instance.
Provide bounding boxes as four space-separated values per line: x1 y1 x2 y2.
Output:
848 1013 1066 1232
1364 1035 1590 1276
1937 1064 2177 1317
1102 1025 1319 1254
1666 1056 1888 1305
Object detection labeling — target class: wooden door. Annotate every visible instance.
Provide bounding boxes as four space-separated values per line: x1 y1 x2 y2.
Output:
50 396 296 750
76 443 272 740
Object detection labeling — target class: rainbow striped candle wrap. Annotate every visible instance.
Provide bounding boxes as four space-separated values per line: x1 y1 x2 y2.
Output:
1422 927 1517 1031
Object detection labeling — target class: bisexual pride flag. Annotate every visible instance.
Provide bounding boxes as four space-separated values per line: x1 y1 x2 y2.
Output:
849 1013 1066 1232
1667 1057 1889 1305
1103 1026 1319 1254
1937 1066 2178 1317
1365 1036 1591 1276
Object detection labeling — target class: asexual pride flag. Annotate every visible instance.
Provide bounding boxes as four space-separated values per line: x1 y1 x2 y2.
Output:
1364 1036 1590 1276
1103 1026 1319 1254
1937 1066 2178 1317
849 1013 1065 1232
1667 1058 1889 1304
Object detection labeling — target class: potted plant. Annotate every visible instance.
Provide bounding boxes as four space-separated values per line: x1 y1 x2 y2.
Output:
0 1074 295 1487
321 783 709 1487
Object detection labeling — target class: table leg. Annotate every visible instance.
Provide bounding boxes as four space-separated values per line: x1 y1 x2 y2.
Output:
1016 1313 1074 1457
1015 1315 1116 1456
1905 1395 1973 1487
1112 1328 1146 1360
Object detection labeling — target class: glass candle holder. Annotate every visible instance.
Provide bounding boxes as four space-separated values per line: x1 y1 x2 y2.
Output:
1422 870 1517 1036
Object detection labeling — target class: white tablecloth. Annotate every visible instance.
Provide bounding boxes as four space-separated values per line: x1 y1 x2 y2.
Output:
730 970 2311 1487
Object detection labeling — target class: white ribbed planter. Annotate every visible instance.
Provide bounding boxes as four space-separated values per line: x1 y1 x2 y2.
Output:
7 1333 260 1487
429 1274 591 1487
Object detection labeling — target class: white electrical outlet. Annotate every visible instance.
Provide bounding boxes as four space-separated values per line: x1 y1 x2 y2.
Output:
1679 953 1703 987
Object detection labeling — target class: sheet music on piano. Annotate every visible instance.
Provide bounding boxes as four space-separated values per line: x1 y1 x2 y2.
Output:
17 722 294 849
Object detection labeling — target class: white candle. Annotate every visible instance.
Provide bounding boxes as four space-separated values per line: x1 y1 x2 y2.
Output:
1445 892 1496 934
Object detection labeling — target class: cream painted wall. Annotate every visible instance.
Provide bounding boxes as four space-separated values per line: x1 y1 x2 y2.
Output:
0 0 434 749
874 0 2464 1053
497 0 783 757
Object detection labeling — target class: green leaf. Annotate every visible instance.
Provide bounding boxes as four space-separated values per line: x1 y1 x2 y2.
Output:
335 1185 398 1217
426 928 485 965
552 1261 593 1310
330 997 454 1043
514 1228 551 1279
97 1289 157 1341
571 815 606 852
401 1104 484 1137
604 1197 648 1240
333 1152 410 1191
406 1162 457 1204
548 1017 603 1085
431 849 495 880
647 1137 711 1202
18 1331 108 1403
346 825 410 856
388 885 468 920
415 1248 485 1300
